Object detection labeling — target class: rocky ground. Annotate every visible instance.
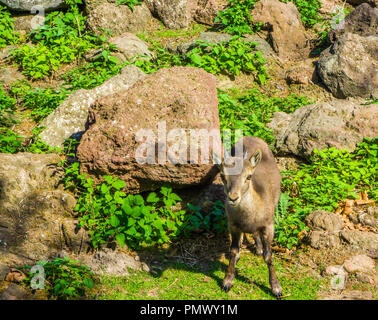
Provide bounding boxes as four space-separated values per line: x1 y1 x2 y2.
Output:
0 0 377 300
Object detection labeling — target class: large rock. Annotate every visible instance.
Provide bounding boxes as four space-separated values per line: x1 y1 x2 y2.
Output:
39 65 145 147
306 210 344 232
347 0 377 7
343 254 376 274
0 0 65 11
145 0 224 29
267 100 378 159
307 231 341 249
251 0 309 62
109 33 153 62
340 229 378 253
318 33 378 98
145 0 197 29
194 0 226 25
329 3 378 42
0 153 87 265
77 66 221 194
85 0 152 36
305 210 344 249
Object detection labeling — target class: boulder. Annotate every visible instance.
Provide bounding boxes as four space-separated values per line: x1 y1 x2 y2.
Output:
251 0 309 62
318 33 378 98
340 229 378 253
267 100 378 159
146 0 225 29
343 254 376 273
307 230 341 249
145 0 197 29
109 33 153 62
305 210 344 232
0 153 87 265
194 0 226 25
359 206 378 229
346 0 377 7
329 3 378 42
77 66 221 194
305 211 344 249
0 0 65 12
85 0 152 36
39 65 145 147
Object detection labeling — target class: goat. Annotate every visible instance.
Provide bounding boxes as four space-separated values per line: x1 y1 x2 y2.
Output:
213 136 282 298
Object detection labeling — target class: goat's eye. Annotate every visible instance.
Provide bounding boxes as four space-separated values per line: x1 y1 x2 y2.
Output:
246 175 252 180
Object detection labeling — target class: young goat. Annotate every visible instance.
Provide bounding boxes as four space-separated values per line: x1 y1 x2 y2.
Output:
213 136 282 298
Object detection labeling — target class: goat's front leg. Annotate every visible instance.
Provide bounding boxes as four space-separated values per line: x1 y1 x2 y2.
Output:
252 231 263 256
223 230 242 292
261 225 282 298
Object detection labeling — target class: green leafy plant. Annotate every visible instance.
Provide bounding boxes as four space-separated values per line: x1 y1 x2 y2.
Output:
20 257 95 300
214 0 258 36
133 37 268 82
64 162 188 249
282 138 378 213
22 87 68 122
0 5 20 48
284 0 322 28
186 37 268 81
0 85 23 153
274 193 308 249
12 1 108 80
131 41 183 74
276 138 378 248
24 127 61 154
185 201 227 234
62 49 123 90
218 89 311 145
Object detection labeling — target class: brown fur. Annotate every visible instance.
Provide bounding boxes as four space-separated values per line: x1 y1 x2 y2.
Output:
217 136 282 298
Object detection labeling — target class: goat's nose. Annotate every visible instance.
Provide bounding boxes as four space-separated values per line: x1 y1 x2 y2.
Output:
228 194 239 202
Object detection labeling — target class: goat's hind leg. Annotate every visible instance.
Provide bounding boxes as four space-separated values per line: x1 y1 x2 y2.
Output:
261 225 282 298
223 230 242 292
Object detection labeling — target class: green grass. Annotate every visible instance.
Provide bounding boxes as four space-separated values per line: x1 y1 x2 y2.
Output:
96 253 324 300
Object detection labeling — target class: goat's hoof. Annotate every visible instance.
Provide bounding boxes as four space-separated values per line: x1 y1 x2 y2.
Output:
256 249 263 257
222 280 233 292
272 288 282 299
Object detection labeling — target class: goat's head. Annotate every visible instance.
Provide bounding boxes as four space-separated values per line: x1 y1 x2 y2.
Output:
213 148 262 207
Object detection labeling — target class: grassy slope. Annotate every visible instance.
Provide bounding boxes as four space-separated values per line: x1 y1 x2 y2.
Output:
95 252 325 300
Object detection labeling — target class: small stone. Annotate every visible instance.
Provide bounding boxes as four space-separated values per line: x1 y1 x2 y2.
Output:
323 265 345 276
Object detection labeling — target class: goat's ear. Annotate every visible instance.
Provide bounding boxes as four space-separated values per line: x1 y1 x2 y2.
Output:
250 149 262 168
212 151 222 166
